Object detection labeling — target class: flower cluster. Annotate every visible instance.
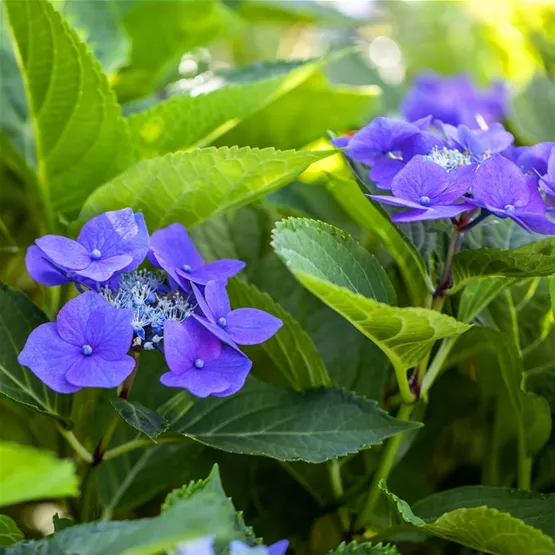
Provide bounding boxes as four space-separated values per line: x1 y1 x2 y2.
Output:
175 537 288 555
334 97 555 234
18 209 282 397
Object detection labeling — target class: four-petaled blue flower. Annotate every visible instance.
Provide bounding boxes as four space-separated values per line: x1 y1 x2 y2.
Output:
370 156 475 223
26 209 149 286
18 292 135 393
149 223 245 290
193 281 283 348
161 318 252 398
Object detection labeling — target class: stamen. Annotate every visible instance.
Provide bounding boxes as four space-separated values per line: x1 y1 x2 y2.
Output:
217 317 227 327
194 359 204 369
81 344 93 356
420 196 432 207
90 249 102 260
504 204 515 212
181 264 192 272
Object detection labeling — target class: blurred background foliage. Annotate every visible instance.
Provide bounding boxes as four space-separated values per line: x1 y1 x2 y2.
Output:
1 0 555 553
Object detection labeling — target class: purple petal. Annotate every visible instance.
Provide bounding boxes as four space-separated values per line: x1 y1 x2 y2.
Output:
204 281 231 320
369 195 428 211
476 123 514 154
149 223 204 284
65 354 135 388
35 236 91 270
331 136 351 148
472 154 528 210
391 156 449 202
75 254 133 282
84 307 134 360
391 203 474 223
180 260 245 285
25 246 71 286
163 318 222 375
77 209 149 271
369 157 405 190
18 323 82 394
516 142 555 175
436 164 476 204
268 540 289 555
225 308 283 345
193 314 239 350
511 212 555 235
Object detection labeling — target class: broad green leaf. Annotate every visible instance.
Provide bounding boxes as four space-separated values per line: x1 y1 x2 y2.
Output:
111 399 167 442
227 278 331 389
464 216 544 251
60 0 131 73
128 57 343 158
328 542 400 555
165 377 420 463
4 0 133 215
0 441 78 508
510 74 555 144
114 0 235 101
381 482 555 555
272 218 470 376
326 173 431 305
412 486 555 539
0 516 23 548
3 489 236 555
218 76 381 150
0 282 72 424
457 278 513 323
78 147 334 230
452 237 555 292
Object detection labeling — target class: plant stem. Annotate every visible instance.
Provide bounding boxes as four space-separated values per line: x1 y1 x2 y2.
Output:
433 227 463 301
328 460 350 534
517 431 532 490
56 424 93 463
357 403 414 527
103 436 181 461
420 339 456 397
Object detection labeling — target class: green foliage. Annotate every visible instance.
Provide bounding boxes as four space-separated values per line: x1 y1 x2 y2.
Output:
0 441 78 508
0 283 71 424
111 399 168 442
165 377 419 462
0 517 23 548
382 482 555 555
78 147 333 230
327 542 400 555
4 0 133 215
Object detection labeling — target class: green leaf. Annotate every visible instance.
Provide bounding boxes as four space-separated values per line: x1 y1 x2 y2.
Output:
227 278 331 389
328 542 400 555
111 399 168 442
457 278 513 323
325 172 431 305
0 516 23 548
271 218 470 375
165 376 420 463
452 238 555 292
4 0 133 215
114 0 235 101
128 56 343 158
3 489 237 555
510 74 555 144
217 76 381 150
0 282 72 424
78 147 334 230
0 440 78 508
381 481 555 555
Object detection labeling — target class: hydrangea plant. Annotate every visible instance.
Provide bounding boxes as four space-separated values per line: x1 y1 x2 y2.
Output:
1 1 555 555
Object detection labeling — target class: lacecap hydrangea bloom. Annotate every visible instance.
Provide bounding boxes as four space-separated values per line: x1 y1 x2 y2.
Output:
18 209 282 397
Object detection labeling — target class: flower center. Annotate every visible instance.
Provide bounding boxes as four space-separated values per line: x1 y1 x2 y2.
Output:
81 344 93 356
420 196 432 207
504 204 515 212
90 248 102 260
181 264 192 272
194 358 204 369
425 146 472 172
217 317 227 327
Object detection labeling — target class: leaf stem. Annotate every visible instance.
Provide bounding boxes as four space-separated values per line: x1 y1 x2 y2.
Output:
103 436 181 461
420 339 456 397
56 424 93 463
517 431 532 490
357 403 414 527
328 459 350 533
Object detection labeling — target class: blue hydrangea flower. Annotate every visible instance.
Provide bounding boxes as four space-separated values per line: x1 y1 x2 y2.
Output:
539 147 555 202
149 223 245 290
161 318 252 398
401 72 507 128
18 292 135 393
505 142 555 180
468 154 555 234
230 540 289 555
193 281 283 347
370 156 475 223
27 209 148 285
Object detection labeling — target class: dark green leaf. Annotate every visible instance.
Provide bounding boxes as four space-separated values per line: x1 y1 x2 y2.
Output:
4 0 133 214
165 377 420 463
0 516 23 547
328 542 400 555
111 399 167 441
457 278 513 323
0 283 71 424
78 147 334 230
227 278 331 389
